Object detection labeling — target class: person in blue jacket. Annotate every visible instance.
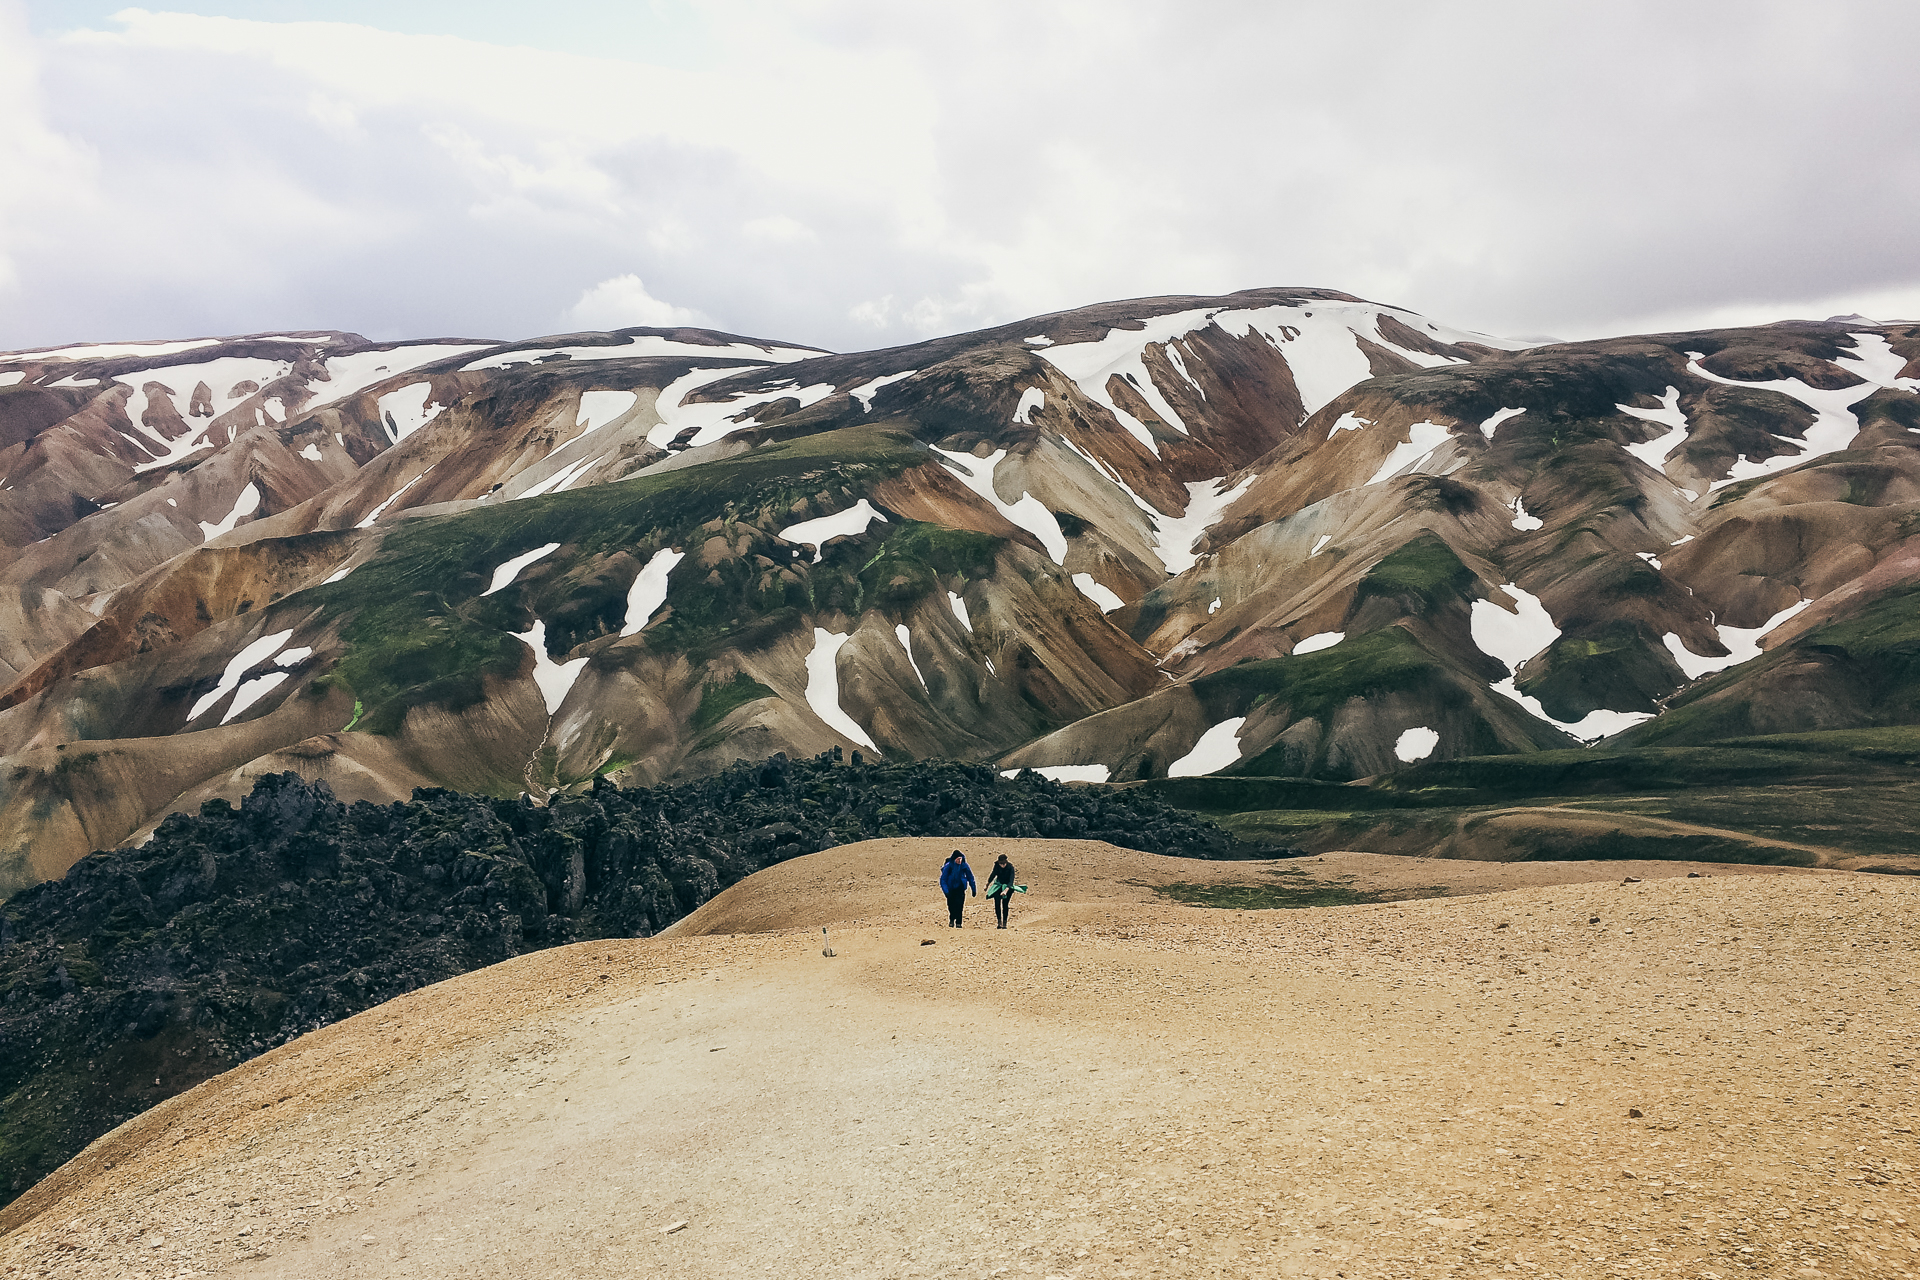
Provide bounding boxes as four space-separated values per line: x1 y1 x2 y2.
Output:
939 850 976 927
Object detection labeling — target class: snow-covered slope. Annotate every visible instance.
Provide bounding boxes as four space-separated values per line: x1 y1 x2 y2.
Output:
3 296 1918 893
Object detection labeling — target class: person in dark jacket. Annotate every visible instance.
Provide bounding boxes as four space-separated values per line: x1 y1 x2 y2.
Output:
985 854 1018 929
939 851 975 927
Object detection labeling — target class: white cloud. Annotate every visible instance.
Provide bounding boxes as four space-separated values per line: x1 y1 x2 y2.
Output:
1 1 1917 351
564 274 699 330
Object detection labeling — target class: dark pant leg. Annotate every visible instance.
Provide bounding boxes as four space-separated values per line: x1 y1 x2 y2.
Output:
994 892 1010 927
946 888 966 926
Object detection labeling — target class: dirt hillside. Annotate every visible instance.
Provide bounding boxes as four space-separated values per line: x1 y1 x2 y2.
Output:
2 840 1915 1280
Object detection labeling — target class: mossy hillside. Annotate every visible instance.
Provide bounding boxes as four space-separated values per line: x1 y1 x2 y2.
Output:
1620 583 1920 747
1710 724 1920 763
1516 617 1675 720
307 426 935 733
648 518 1004 666
1140 733 1920 865
1351 532 1476 612
1364 344 1679 427
1185 627 1514 776
690 673 778 735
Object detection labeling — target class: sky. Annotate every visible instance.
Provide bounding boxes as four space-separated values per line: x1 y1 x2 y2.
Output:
3 0 1919 353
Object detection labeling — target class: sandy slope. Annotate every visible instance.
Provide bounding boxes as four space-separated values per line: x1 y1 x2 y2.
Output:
2 841 1916 1280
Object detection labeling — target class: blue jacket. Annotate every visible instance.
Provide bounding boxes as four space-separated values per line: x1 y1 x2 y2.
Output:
939 860 976 894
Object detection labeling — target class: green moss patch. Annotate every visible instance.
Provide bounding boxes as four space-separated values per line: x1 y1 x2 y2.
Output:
1353 531 1474 611
1155 872 1439 910
691 673 779 734
306 425 931 733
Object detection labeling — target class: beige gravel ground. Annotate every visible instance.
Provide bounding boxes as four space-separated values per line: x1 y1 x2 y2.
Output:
2 840 1915 1280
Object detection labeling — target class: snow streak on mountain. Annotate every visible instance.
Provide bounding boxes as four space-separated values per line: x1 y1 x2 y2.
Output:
2 288 1917 892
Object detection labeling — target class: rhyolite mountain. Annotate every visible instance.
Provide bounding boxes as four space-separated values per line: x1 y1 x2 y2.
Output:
3 289 1918 895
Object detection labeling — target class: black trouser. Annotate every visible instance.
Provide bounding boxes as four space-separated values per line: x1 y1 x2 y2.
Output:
946 888 967 927
992 891 1011 927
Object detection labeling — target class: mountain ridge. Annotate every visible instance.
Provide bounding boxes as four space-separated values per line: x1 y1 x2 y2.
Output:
2 289 1916 894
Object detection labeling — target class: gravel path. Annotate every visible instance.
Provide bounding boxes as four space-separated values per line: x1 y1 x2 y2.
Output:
3 840 1914 1279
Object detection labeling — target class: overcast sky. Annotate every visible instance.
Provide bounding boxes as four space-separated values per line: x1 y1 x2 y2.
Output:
4 1 1918 353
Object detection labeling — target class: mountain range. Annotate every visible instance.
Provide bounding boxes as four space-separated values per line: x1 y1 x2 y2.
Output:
4 287 1918 896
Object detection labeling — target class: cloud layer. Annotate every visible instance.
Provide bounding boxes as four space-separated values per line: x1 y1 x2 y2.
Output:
5 0 1919 351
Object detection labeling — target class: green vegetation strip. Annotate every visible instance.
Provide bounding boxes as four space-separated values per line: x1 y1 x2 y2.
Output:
306 425 939 734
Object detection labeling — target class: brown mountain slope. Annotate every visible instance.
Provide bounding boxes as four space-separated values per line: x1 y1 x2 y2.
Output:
3 303 1919 895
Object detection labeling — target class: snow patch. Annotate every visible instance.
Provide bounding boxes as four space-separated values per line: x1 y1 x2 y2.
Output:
1071 573 1125 613
1690 335 1918 489
948 591 973 633
308 344 493 410
321 566 354 585
576 389 639 434
1394 726 1438 762
1489 681 1655 742
620 547 686 636
29 337 221 360
1023 335 1054 347
1479 407 1526 440
1166 717 1247 778
514 454 598 499
803 627 876 750
1662 598 1812 679
1469 583 1560 671
779 499 888 563
221 672 290 725
1036 308 1223 452
482 542 562 596
1617 385 1689 471
511 620 590 716
1207 597 1222 615
933 447 1067 564
189 628 294 721
1309 534 1332 556
1365 421 1451 486
197 482 261 541
298 442 323 462
123 355 299 473
355 465 434 527
848 370 916 412
1473 582 1657 739
1151 475 1254 575
1012 387 1046 425
1033 764 1109 783
274 647 313 667
376 383 443 443
894 624 927 690
463 336 817 373
1509 498 1543 531
0 372 23 387
1294 631 1344 655
1327 412 1371 438
643 366 839 452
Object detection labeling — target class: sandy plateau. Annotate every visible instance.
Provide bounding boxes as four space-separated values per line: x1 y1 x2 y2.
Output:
2 840 1915 1280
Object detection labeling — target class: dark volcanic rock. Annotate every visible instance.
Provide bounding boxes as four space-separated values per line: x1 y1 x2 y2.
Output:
0 758 1255 1204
